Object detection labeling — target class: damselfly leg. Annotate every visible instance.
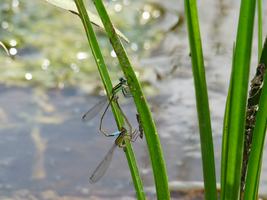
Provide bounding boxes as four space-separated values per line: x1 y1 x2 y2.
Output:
82 77 132 137
82 77 129 121
99 95 135 138
127 114 144 142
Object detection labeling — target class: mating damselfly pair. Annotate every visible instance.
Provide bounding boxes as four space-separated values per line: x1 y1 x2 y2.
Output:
82 77 143 183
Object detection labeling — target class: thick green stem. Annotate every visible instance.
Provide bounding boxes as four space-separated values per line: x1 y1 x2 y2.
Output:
257 0 262 61
221 0 256 199
243 39 267 200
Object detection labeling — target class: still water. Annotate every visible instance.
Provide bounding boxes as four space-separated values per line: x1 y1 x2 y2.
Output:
0 0 267 199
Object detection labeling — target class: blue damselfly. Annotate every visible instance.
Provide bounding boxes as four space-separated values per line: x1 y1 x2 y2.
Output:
89 127 139 183
86 78 144 183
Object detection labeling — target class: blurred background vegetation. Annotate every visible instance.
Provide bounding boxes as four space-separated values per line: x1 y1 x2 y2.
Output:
0 0 172 92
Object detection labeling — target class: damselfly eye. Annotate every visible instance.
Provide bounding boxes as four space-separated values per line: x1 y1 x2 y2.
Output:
119 77 127 83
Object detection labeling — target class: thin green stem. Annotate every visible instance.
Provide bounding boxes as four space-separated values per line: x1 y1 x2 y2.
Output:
221 0 256 199
74 1 145 199
184 1 217 199
221 42 235 198
257 0 262 61
92 0 170 199
0 41 9 56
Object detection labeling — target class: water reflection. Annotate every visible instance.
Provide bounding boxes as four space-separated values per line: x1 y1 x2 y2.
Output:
1 21 9 29
31 127 46 180
9 47 17 56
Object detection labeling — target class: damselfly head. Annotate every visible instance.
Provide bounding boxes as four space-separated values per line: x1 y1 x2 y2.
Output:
119 77 127 84
120 126 127 134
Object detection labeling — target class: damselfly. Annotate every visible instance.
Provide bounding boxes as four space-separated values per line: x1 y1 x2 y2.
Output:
82 77 132 137
89 126 139 183
89 114 144 183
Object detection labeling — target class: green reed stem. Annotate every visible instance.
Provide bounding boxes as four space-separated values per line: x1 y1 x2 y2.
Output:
184 1 217 199
221 42 235 197
92 0 170 199
257 0 262 62
221 0 256 199
74 1 145 199
243 38 267 200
